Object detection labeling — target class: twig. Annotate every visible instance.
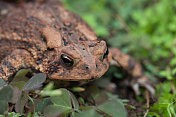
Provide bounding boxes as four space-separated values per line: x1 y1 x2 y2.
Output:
144 90 150 117
114 14 131 33
28 95 36 117
171 81 175 94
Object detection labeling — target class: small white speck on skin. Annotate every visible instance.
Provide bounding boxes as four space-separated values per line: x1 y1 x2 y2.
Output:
1 9 8 15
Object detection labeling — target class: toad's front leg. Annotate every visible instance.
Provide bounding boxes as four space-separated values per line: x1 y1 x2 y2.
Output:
0 49 37 80
108 48 155 95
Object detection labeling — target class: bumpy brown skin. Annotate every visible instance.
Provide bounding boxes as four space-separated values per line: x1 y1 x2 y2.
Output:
0 0 154 95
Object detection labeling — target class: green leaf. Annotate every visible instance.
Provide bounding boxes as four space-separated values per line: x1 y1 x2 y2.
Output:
23 73 46 91
147 112 160 117
12 69 29 82
10 87 22 104
42 82 54 91
35 98 52 113
0 79 6 87
87 86 108 105
71 87 85 92
97 98 127 117
69 91 79 110
40 89 62 97
10 70 30 90
14 69 29 79
7 112 23 117
75 109 102 117
94 92 109 105
15 93 28 113
0 86 13 101
44 89 79 116
44 105 70 117
40 82 63 97
11 81 26 91
0 100 8 114
51 89 73 108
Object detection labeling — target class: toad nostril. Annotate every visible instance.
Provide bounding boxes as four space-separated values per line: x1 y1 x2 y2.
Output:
84 64 90 70
85 66 89 70
96 63 98 68
85 66 90 70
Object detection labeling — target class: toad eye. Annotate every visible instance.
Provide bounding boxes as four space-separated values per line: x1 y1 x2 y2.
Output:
60 54 74 67
102 48 109 59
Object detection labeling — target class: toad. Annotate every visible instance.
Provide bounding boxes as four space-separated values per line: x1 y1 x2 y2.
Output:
0 0 154 95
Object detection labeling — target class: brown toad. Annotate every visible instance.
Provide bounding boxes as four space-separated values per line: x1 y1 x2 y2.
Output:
0 0 154 95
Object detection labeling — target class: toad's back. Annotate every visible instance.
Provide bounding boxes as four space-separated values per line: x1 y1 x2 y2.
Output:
0 0 97 60
0 0 110 81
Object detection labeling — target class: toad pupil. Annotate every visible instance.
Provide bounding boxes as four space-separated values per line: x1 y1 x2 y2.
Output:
60 54 74 67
